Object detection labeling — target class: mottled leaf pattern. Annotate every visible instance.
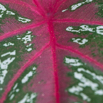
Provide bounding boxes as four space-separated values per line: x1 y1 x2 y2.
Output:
64 56 103 103
0 0 103 103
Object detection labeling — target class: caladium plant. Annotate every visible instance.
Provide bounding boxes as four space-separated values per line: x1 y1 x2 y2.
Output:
1 0 103 103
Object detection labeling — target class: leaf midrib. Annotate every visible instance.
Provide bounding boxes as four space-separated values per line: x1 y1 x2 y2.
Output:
0 0 103 103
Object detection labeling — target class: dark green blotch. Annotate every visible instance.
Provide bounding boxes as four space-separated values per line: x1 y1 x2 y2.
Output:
65 56 103 103
4 64 37 103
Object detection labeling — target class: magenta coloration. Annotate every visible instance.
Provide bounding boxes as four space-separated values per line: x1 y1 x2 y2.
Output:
0 0 103 103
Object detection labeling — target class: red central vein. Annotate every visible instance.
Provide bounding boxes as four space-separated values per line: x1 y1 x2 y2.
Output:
0 43 50 103
0 21 45 41
48 21 60 103
56 43 103 69
53 18 103 25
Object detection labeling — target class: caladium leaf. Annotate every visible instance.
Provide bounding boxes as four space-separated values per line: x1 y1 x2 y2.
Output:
0 0 103 103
